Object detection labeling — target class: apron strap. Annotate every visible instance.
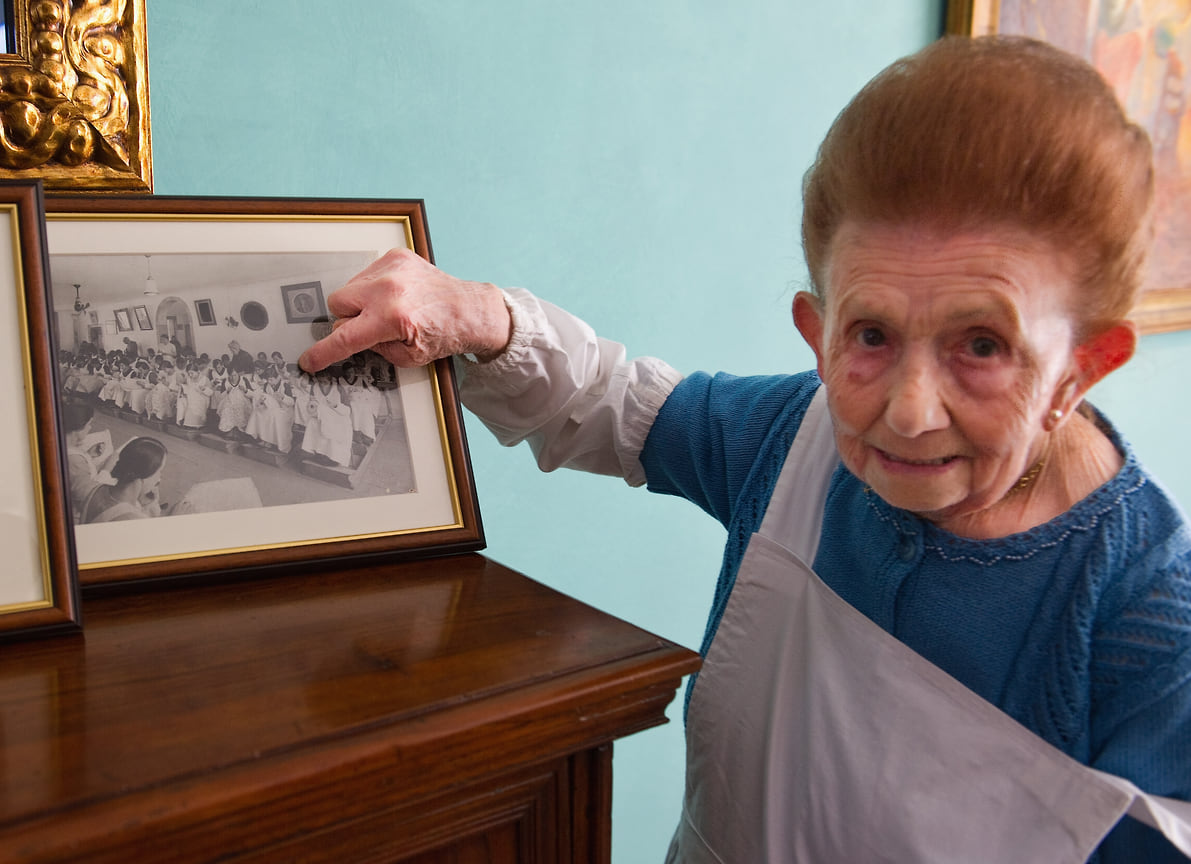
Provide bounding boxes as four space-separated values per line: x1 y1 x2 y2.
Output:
757 386 837 562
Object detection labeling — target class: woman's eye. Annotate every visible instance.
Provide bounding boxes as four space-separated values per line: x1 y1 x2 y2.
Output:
967 335 1002 358
857 327 886 348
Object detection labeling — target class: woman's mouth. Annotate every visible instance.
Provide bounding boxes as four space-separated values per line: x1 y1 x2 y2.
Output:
876 449 958 472
881 451 954 465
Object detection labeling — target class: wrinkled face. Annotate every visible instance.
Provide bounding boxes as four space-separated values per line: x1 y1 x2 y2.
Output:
808 221 1082 523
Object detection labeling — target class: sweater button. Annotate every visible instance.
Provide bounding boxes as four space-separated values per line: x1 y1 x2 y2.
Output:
897 538 917 561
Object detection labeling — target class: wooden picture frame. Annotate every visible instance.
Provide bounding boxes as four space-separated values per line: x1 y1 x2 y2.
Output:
0 0 152 192
113 307 132 333
133 304 152 331
945 0 1191 334
47 195 484 589
0 180 80 639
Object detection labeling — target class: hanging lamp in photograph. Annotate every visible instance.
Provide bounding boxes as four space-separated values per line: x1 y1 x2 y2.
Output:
143 255 159 296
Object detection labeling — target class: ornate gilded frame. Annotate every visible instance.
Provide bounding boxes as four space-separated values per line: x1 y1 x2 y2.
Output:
0 0 150 192
945 0 1191 334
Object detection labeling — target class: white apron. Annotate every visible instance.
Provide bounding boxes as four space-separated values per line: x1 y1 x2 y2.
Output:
667 388 1191 863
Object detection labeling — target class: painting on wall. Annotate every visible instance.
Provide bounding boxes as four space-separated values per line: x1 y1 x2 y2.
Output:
947 0 1191 334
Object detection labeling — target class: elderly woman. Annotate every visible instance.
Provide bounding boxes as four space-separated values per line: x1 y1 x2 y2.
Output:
300 36 1190 863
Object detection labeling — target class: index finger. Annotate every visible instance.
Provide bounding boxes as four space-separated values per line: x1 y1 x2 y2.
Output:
299 314 390 373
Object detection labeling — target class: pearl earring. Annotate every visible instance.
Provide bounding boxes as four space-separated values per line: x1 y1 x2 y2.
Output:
1046 408 1064 429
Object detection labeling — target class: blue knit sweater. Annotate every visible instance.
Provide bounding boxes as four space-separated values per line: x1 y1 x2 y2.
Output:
640 370 1191 863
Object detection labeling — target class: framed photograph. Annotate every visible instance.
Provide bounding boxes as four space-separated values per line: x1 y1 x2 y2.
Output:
281 281 327 324
47 195 484 589
133 305 153 331
114 308 133 333
946 0 1191 334
0 181 81 638
194 298 217 327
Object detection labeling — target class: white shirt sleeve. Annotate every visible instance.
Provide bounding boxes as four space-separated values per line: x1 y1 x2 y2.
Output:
457 287 683 486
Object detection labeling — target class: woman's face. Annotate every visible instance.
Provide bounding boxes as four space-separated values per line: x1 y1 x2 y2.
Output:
68 418 93 445
137 462 164 508
800 221 1085 525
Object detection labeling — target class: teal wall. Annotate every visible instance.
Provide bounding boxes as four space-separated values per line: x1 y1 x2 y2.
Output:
148 2 1190 860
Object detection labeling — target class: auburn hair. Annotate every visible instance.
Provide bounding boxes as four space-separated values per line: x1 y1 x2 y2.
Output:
801 35 1153 336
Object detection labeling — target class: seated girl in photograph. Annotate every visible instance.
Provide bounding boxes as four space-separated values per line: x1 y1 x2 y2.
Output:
291 368 314 431
119 359 152 414
177 363 215 429
62 401 115 522
150 361 180 421
340 360 385 445
79 437 167 524
217 367 254 438
300 371 353 467
246 365 297 453
95 361 119 406
125 364 154 416
101 360 130 407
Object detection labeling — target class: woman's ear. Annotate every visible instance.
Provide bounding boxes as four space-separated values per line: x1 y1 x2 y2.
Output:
1074 320 1137 392
793 292 826 376
1054 321 1137 419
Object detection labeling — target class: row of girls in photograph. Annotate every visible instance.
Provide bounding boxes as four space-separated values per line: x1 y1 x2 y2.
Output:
61 343 392 467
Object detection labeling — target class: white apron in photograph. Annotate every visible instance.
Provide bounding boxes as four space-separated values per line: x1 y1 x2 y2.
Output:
667 388 1191 863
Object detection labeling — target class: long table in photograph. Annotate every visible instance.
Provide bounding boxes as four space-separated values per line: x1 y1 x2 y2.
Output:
0 554 700 863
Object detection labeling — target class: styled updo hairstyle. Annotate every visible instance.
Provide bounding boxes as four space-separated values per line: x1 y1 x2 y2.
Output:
801 35 1154 338
110 437 167 485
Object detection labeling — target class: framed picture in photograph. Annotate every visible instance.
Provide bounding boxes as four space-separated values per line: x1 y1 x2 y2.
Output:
0 181 80 639
194 298 216 326
46 195 483 589
281 281 326 324
946 0 1191 333
133 304 152 330
114 308 133 332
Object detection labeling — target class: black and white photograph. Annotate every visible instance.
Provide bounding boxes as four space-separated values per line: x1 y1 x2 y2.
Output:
44 197 483 587
56 249 413 511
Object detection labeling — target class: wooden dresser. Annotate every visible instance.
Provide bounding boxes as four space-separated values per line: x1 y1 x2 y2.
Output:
0 554 700 863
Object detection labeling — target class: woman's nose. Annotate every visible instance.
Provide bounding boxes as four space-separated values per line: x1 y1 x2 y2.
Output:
884 355 949 438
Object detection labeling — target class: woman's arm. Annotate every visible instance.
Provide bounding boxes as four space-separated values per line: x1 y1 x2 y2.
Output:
298 249 513 370
299 251 682 484
459 288 682 484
